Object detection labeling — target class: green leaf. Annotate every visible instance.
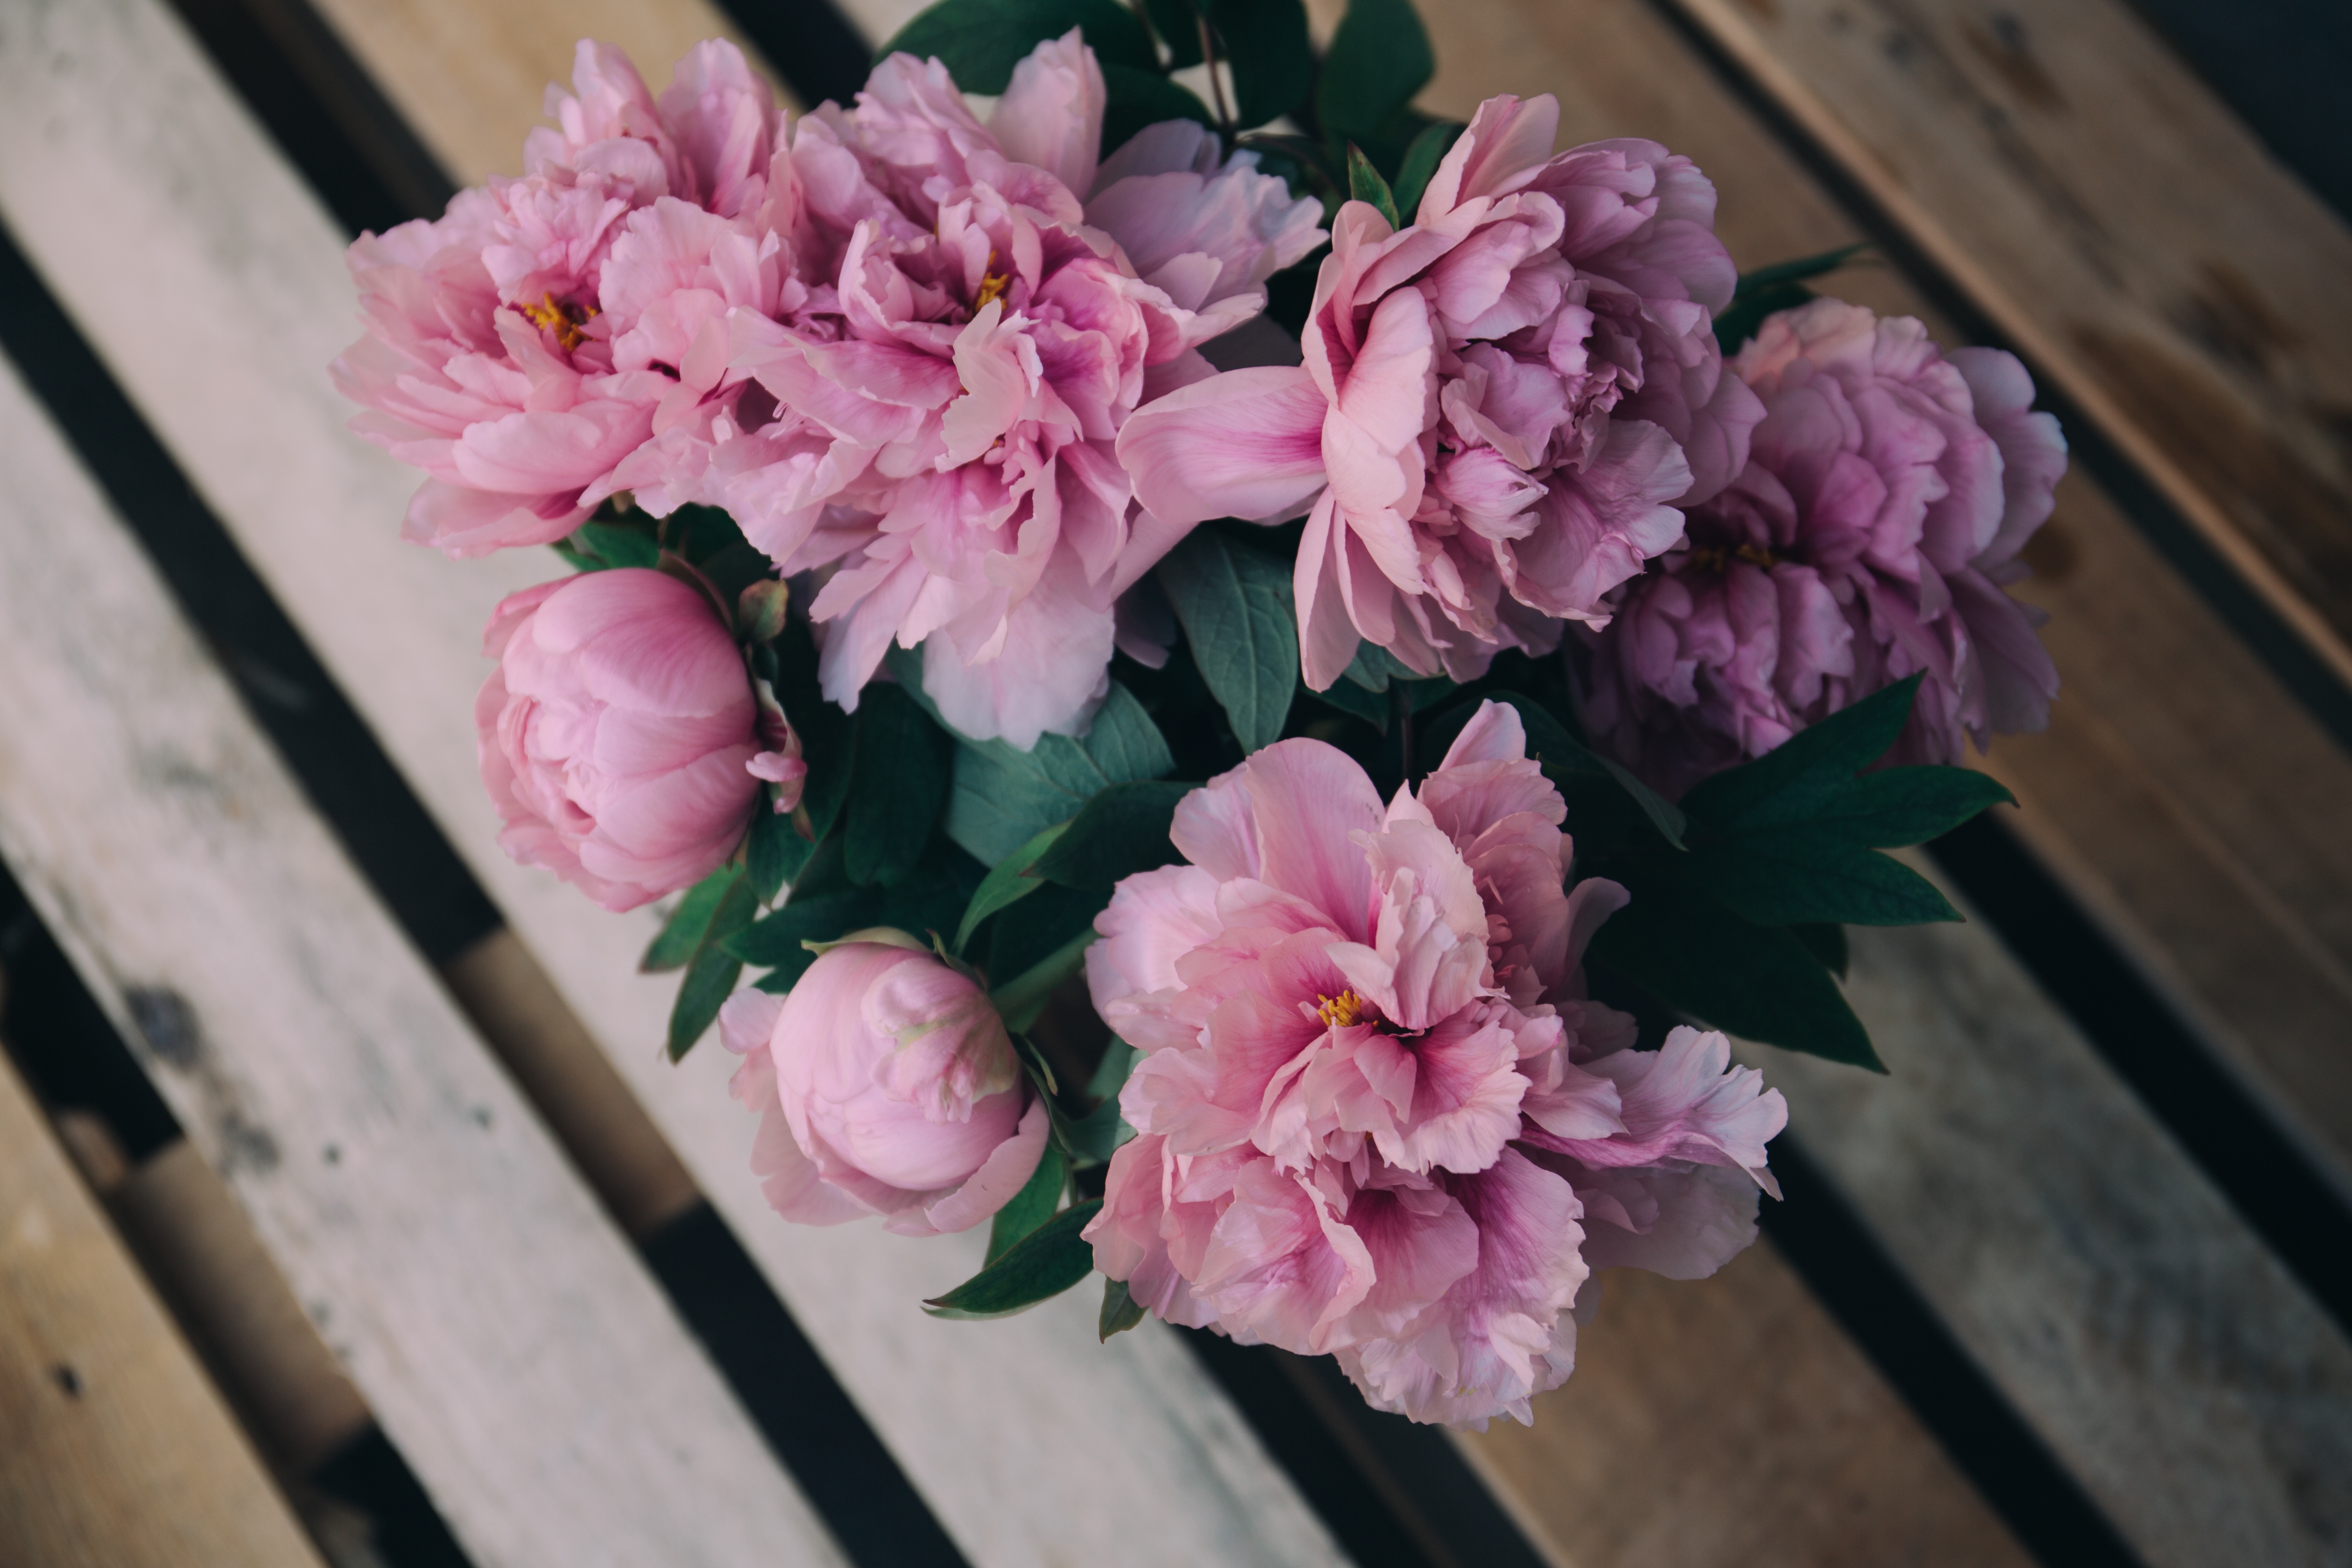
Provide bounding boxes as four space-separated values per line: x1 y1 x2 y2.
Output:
725 881 881 967
882 0 1155 92
954 820 1071 954
667 871 760 1060
570 519 662 570
1157 530 1299 753
924 1198 1103 1318
1216 0 1315 127
1588 864 1882 1070
1345 143 1402 228
1792 922 1849 978
1100 1276 1148 1340
1065 1095 1136 1165
745 806 803 904
1690 831 1962 926
1734 243 1871 300
846 685 950 886
641 865 744 973
1683 675 1924 832
1087 1036 1140 1102
1033 780 1193 890
1713 279 1817 355
1763 766 2016 846
1390 119 1463 219
928 693 1176 865
987 1144 1069 1263
1316 0 1434 147
1101 63 1216 155
1144 0 1204 65
990 926 1096 1033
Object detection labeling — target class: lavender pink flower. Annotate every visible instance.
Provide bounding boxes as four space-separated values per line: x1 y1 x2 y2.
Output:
722 937 1049 1235
475 567 770 912
1080 701 1785 1427
1579 298 2065 795
1117 94 1763 691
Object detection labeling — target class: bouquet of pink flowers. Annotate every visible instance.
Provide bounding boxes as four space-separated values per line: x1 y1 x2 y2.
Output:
337 0 2062 1430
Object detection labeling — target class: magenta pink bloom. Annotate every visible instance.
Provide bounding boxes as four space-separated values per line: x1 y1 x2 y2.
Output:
694 35 1324 746
335 40 796 555
1580 298 2065 795
1118 94 1763 691
722 938 1049 1235
1081 701 1784 1426
476 567 766 911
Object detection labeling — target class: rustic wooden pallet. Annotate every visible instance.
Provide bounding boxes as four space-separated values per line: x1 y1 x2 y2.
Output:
1 0 2348 1562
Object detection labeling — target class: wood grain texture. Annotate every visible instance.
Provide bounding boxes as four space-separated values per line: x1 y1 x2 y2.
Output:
1741 871 2352 1568
1457 1245 2032 1568
0 352 847 1568
0 3 1348 1563
1665 0 2352 684
303 0 791 187
0 1048 328 1568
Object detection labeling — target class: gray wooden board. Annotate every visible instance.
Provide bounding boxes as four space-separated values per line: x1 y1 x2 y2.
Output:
0 1 1348 1561
0 350 849 1568
1739 868 2352 1568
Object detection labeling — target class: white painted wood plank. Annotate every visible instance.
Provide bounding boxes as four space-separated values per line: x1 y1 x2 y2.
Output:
0 2 1347 1562
0 355 847 1568
1741 870 2352 1568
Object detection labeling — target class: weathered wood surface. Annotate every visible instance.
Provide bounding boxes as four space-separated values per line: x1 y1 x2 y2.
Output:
0 2 1348 1563
1744 876 2352 1568
303 0 788 188
1457 1248 2032 1568
1667 0 2352 686
0 1047 329 1568
0 351 848 1568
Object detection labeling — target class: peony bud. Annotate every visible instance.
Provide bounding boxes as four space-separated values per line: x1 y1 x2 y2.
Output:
476 567 761 912
721 940 1049 1236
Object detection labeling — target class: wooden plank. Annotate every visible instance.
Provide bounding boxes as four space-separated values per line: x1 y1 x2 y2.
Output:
301 0 792 187
1662 0 2352 686
0 2 1350 1563
0 350 847 1568
1456 1248 2033 1568
1741 874 2352 1568
0 1046 329 1568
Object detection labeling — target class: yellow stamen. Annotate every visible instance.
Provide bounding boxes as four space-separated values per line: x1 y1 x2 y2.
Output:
973 267 1014 312
1315 990 1373 1030
521 291 598 352
1688 541 1781 572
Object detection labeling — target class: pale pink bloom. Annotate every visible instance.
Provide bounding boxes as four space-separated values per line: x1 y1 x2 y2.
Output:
1581 298 2065 794
1081 701 1784 1426
721 940 1049 1236
1118 94 1763 691
695 35 1322 746
475 568 764 911
335 40 794 556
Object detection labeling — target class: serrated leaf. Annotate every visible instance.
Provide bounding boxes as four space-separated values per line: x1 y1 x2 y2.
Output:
1390 119 1463 219
924 1198 1103 1318
1689 832 1962 926
1033 780 1193 890
987 1144 1068 1264
846 684 950 886
1216 0 1314 127
1345 143 1401 227
955 820 1072 954
990 926 1097 1033
1101 63 1215 156
642 865 744 973
1316 0 1433 147
1589 864 1883 1070
882 0 1155 93
667 872 759 1060
1100 1276 1148 1340
1158 529 1298 753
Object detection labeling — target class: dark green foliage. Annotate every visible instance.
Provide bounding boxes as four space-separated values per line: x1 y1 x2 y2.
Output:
1099 1278 1148 1340
1100 64 1214 155
881 0 1155 92
1345 143 1401 227
641 865 743 973
954 821 1071 954
666 871 759 1060
1316 0 1434 155
565 519 662 571
1216 0 1315 127
1792 922 1849 978
987 1145 1069 1263
924 1200 1103 1318
845 685 951 887
1712 243 1871 352
1157 529 1299 754
1390 119 1463 218
1032 780 1194 890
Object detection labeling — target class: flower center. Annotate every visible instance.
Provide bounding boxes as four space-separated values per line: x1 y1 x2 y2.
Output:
973 267 1015 313
521 291 597 351
1688 541 1781 572
1314 989 1374 1030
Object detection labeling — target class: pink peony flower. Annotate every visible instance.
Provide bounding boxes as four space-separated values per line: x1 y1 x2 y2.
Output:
1579 298 2065 795
690 35 1324 747
1080 701 1785 1426
721 938 1050 1235
1117 94 1764 691
476 567 766 911
335 40 798 555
